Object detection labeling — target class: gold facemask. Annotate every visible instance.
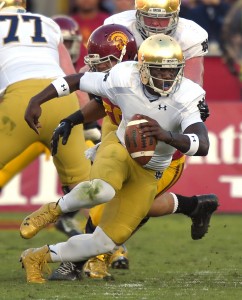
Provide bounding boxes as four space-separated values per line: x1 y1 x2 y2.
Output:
135 0 181 38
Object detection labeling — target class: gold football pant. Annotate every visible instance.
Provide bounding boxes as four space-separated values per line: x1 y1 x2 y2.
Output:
0 79 91 186
0 140 95 189
89 131 159 245
101 116 118 139
89 154 185 229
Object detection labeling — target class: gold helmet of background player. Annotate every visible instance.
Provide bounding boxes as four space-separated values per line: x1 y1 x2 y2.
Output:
0 0 26 13
138 33 185 96
135 0 181 38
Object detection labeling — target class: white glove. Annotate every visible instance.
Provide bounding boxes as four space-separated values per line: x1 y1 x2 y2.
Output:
85 142 101 162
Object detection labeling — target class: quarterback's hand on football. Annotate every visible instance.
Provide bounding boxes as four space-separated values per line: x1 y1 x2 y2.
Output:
24 100 42 134
136 114 171 142
197 99 210 122
51 120 73 156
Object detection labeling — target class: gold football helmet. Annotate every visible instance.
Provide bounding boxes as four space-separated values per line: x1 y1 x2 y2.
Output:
138 33 185 96
135 0 181 38
0 0 26 13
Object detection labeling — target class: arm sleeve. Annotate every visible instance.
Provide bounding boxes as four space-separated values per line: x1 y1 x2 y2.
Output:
79 72 115 101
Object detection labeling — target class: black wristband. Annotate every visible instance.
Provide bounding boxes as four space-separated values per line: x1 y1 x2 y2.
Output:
93 95 103 105
89 93 103 105
61 110 84 126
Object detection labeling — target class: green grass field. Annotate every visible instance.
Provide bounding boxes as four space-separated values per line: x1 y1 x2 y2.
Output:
0 213 241 300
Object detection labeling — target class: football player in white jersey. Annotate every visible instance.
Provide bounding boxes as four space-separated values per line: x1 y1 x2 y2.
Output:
21 23 216 281
100 0 210 230
0 1 91 207
48 0 211 277
45 23 213 281
104 0 208 86
19 34 217 284
0 11 93 238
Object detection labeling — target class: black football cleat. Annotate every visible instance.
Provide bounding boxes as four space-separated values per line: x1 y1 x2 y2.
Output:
189 194 219 240
55 216 82 237
109 245 129 270
48 262 83 281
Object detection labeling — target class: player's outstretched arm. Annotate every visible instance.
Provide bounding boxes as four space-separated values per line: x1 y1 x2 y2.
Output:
24 73 84 134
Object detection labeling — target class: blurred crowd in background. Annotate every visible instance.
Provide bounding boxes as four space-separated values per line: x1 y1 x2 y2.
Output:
26 0 242 99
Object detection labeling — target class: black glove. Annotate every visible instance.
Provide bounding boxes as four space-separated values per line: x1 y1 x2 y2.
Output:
51 120 73 156
197 99 210 122
51 110 84 156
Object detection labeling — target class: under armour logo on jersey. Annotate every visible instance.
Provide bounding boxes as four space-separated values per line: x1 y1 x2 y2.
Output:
155 171 162 179
61 84 67 92
158 105 167 111
201 39 208 52
191 135 196 142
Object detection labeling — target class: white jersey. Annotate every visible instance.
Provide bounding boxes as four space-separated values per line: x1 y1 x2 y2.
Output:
104 10 208 59
79 61 205 172
0 12 65 92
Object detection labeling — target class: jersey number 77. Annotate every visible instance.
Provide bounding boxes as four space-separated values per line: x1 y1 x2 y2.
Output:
0 14 46 44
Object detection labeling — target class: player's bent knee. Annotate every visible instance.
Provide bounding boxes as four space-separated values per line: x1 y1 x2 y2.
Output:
65 179 115 209
90 179 115 204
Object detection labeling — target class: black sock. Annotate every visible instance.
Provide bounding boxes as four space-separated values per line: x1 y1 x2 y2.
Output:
85 216 96 233
174 194 198 216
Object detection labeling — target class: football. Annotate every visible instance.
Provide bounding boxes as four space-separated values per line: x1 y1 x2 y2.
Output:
124 115 157 166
